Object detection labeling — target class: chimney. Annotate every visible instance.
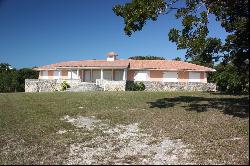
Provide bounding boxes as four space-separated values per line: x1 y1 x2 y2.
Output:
107 52 118 61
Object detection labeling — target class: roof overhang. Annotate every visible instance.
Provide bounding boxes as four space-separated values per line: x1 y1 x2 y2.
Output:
130 68 216 72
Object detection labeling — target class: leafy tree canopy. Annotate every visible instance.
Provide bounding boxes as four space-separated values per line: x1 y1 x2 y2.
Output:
0 63 39 92
129 55 165 60
173 57 182 61
113 0 249 93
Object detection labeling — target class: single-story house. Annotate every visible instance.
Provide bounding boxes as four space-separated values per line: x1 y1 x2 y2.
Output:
34 52 215 83
25 52 216 92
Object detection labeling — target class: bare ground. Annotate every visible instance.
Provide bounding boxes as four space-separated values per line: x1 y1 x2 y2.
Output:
61 115 194 165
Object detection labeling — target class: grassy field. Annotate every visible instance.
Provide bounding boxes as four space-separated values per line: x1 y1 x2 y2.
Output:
0 92 248 164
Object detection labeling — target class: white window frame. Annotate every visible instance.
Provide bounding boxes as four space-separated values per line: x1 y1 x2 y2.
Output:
163 71 178 82
188 72 201 82
41 71 48 79
134 70 149 81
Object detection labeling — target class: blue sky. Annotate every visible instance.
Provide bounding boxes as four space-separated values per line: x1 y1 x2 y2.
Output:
0 0 228 68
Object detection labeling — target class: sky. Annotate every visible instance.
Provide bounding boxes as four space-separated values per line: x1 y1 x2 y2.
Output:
0 0 228 69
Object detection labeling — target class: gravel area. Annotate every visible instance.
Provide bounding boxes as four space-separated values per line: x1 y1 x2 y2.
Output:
60 115 194 165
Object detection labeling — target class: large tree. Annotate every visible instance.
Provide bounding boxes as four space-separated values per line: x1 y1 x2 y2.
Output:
113 0 249 93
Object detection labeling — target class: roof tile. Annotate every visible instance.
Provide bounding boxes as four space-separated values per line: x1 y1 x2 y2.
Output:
35 59 215 72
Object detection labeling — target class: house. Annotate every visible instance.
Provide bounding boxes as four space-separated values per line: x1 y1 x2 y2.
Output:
35 52 215 83
25 52 216 92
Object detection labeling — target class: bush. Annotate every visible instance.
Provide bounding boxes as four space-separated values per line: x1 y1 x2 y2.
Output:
126 81 145 91
209 63 249 94
60 81 70 91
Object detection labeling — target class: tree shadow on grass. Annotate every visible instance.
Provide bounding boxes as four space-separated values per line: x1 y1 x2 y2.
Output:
147 96 249 118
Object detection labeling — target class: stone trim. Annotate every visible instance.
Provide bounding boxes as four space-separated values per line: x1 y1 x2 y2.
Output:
25 79 216 92
133 81 217 92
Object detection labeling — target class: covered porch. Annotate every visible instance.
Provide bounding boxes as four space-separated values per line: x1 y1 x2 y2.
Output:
64 68 128 82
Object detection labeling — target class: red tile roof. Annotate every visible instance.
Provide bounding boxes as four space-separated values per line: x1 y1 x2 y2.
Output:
35 59 215 72
129 60 215 71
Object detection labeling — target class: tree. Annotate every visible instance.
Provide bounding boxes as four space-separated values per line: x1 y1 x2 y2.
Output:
209 63 249 94
16 68 39 92
129 55 165 60
0 63 11 72
173 57 182 61
0 63 39 92
113 0 249 93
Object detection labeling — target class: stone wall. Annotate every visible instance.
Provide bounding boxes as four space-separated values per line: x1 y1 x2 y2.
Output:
25 79 216 92
66 82 103 92
103 81 126 91
134 81 217 92
25 79 81 92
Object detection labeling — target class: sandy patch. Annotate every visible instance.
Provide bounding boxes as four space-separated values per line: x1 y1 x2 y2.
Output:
60 115 194 165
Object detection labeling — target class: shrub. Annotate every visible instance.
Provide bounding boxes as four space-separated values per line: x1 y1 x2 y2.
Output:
126 81 145 91
60 81 70 91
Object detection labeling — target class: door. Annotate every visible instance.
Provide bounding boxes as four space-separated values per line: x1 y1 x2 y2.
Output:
92 70 101 82
84 70 91 82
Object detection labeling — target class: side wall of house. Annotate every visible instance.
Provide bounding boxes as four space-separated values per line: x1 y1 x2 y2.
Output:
127 70 208 83
39 69 208 83
149 70 163 81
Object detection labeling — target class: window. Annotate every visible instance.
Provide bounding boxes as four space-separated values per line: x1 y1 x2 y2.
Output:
134 71 149 81
92 70 101 81
40 71 48 79
189 72 201 82
163 72 178 82
53 70 60 79
68 70 78 79
114 70 123 81
103 70 112 80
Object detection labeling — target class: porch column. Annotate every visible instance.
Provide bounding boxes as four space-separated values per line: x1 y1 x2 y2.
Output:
77 69 79 79
123 69 127 81
58 70 61 79
112 69 114 81
101 69 104 80
91 69 93 82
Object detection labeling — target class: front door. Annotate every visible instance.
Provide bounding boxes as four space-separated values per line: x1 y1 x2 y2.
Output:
84 70 91 82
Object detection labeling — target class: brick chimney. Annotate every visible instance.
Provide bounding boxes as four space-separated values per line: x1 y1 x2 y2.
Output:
107 52 118 61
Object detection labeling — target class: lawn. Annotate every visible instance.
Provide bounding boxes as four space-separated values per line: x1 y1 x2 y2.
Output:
0 92 248 164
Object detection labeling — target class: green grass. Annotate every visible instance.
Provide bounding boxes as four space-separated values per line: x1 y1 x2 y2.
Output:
0 92 249 164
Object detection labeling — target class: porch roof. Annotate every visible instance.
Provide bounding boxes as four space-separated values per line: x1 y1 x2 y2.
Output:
35 60 129 70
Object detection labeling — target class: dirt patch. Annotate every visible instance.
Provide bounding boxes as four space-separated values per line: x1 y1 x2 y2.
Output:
60 115 194 165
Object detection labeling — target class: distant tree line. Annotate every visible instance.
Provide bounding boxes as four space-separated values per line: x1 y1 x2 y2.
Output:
129 55 165 60
0 63 39 92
